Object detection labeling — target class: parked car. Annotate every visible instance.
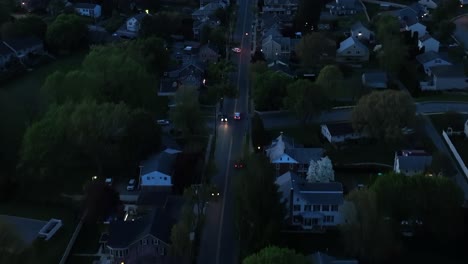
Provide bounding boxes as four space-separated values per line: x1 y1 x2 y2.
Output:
234 112 241 120
105 178 113 186
234 159 245 169
157 119 170 126
232 47 241 53
127 179 136 191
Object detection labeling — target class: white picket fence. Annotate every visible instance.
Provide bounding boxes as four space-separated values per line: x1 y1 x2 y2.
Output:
442 131 468 179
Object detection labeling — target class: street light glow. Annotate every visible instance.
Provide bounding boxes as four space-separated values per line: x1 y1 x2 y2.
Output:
92 176 97 180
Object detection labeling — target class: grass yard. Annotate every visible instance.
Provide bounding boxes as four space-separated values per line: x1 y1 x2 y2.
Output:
267 124 323 147
415 93 468 102
0 202 78 264
277 230 344 257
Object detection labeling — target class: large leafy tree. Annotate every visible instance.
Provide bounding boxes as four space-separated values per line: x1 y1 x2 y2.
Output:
316 65 344 98
243 246 309 264
294 0 325 33
375 15 400 41
378 35 408 74
170 86 206 138
45 14 88 52
234 154 285 258
295 32 335 68
252 70 290 111
0 0 14 25
125 37 170 75
306 156 334 183
42 45 162 114
341 188 402 263
140 11 184 38
283 79 329 123
351 90 415 142
83 181 121 223
1 15 47 39
371 173 464 240
19 101 161 190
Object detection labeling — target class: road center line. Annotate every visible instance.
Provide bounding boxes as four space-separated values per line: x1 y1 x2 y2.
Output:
216 137 233 264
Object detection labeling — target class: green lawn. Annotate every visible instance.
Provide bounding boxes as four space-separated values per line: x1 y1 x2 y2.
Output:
267 124 323 148
0 202 77 264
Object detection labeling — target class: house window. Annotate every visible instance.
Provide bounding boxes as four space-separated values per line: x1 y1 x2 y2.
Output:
293 204 301 211
142 239 147 245
322 205 330 211
324 215 335 223
304 205 311 211
347 51 351 54
356 51 360 54
313 205 320 212
153 239 159 245
289 163 294 169
125 249 129 256
275 164 280 170
331 205 339 211
304 218 312 226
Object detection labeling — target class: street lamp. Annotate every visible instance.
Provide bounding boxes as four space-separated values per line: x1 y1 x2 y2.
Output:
92 176 97 181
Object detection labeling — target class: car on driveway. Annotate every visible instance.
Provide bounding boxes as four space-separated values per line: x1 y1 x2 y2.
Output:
127 179 136 191
234 112 241 120
232 47 241 53
105 178 113 186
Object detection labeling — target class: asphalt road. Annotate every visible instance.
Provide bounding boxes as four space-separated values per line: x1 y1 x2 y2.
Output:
260 102 468 129
197 0 253 263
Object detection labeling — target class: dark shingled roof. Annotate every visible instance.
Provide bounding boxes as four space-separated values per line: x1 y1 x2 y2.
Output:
285 148 324 164
416 51 444 64
74 2 99 9
324 122 355 136
141 150 179 176
396 150 432 172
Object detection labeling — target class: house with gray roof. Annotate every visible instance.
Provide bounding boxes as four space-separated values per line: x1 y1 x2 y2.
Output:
309 251 358 264
74 3 101 18
362 71 388 89
394 150 432 176
115 13 147 39
418 33 440 53
328 0 363 16
106 204 184 264
265 133 324 176
275 172 345 229
159 62 205 96
421 65 468 91
321 122 365 144
139 148 181 191
336 36 369 62
192 2 225 21
267 60 295 77
418 0 441 9
350 21 374 42
262 0 299 15
416 51 452 76
261 35 300 62
389 4 427 37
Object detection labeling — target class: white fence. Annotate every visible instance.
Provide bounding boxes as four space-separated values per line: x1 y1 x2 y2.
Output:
442 131 468 179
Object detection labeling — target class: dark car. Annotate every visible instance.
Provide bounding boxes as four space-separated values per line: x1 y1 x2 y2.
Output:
234 160 245 169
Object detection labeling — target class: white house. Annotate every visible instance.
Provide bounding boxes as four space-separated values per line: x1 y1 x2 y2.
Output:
418 33 440 53
418 0 440 9
261 35 299 62
262 0 299 15
394 150 432 176
74 3 101 18
421 65 468 91
406 22 426 38
126 13 146 32
139 148 181 191
321 122 364 144
415 51 452 76
350 21 374 41
275 171 345 229
336 36 369 62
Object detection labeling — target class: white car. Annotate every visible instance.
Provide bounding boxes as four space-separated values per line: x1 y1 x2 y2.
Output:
232 47 241 53
127 179 136 191
105 178 113 186
157 119 170 126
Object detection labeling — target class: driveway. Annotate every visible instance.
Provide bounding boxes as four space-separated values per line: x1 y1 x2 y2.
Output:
452 15 468 50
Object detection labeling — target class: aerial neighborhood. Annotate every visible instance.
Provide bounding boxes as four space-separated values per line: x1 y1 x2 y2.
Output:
1 0 468 264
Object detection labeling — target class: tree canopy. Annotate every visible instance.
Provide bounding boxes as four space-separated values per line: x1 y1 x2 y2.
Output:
351 90 415 142
293 0 325 33
42 44 165 114
316 65 344 98
375 15 401 41
234 154 285 258
295 32 335 68
170 86 206 139
306 156 334 183
45 14 88 52
243 246 309 264
283 79 329 123
252 70 290 111
1 15 47 39
378 35 408 74
19 101 161 191
140 11 184 39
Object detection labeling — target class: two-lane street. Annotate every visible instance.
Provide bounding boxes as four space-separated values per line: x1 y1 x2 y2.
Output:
197 0 253 263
